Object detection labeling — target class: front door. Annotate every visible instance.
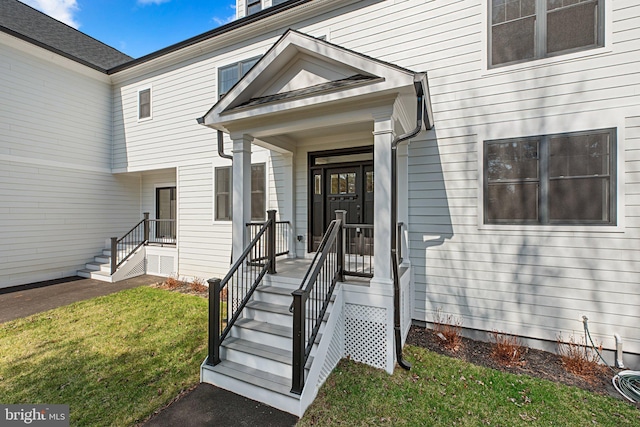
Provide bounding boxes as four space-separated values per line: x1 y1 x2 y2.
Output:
309 150 373 252
156 187 176 240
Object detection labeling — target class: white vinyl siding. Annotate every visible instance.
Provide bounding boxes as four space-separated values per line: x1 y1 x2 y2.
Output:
0 41 140 287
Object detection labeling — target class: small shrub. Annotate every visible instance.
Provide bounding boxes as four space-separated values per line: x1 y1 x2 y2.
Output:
163 274 184 290
432 308 463 352
557 334 604 380
189 277 208 294
490 331 527 366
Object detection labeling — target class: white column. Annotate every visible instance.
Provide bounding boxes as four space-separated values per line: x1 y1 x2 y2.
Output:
232 134 252 263
281 152 297 258
372 113 394 285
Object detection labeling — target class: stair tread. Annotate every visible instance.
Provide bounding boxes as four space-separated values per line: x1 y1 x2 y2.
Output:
207 360 297 397
77 269 110 276
257 285 295 296
224 337 291 363
235 318 292 338
246 300 291 315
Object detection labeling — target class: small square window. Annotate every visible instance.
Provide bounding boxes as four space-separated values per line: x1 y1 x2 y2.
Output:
138 88 151 120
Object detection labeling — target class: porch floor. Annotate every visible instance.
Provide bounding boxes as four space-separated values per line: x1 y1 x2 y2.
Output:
273 257 371 286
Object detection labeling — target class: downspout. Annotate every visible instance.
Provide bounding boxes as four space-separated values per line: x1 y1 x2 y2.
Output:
391 74 426 370
217 130 233 160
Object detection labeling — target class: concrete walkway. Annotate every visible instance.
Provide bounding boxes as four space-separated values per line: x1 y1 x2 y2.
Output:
1 274 300 425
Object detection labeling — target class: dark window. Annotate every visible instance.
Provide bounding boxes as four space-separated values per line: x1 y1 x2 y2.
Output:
247 0 261 15
156 187 176 239
214 163 266 221
484 129 616 225
215 166 232 221
218 56 261 97
138 88 151 120
490 0 603 67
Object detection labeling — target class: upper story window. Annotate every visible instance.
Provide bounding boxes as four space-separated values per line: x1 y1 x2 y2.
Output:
247 0 261 15
484 128 616 225
490 0 604 67
218 56 261 98
138 87 152 120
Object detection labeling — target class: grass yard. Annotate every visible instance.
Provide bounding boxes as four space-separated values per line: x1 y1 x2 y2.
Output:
300 345 640 426
0 287 207 426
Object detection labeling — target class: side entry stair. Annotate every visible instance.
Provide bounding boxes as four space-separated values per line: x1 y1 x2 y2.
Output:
77 244 146 283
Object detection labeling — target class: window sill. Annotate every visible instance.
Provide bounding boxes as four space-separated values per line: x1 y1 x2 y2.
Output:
478 223 624 234
483 45 612 77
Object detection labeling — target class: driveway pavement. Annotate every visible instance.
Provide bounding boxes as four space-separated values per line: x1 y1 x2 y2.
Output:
0 275 163 323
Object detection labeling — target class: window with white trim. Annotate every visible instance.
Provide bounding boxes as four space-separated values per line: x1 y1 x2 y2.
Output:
218 56 261 98
214 163 266 221
484 128 616 224
247 0 261 15
489 0 604 67
138 88 151 120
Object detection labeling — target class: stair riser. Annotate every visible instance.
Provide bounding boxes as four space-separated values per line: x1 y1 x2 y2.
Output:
77 270 114 283
220 347 292 379
253 290 294 306
86 263 110 273
244 307 292 327
262 276 302 289
95 256 110 264
201 367 302 416
230 327 292 351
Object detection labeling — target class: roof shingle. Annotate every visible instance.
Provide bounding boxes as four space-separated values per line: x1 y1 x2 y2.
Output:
0 0 132 71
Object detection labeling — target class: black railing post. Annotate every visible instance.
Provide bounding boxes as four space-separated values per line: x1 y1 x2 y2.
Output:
267 210 277 274
143 212 150 244
291 289 306 394
335 210 346 282
207 278 222 366
110 237 117 275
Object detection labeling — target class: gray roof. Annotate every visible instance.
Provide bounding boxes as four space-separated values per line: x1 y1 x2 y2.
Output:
0 0 132 72
228 74 382 111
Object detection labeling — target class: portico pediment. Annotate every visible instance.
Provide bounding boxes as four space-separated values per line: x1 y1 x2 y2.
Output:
198 29 426 133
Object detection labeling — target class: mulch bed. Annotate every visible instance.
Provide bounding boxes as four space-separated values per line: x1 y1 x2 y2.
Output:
406 325 633 403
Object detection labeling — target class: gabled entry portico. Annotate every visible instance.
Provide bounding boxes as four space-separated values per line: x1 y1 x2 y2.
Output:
199 29 431 286
197 29 433 415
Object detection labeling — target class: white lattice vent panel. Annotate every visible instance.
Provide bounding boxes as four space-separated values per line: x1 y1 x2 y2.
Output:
344 304 387 370
318 308 344 385
147 255 159 274
124 260 146 279
160 255 175 275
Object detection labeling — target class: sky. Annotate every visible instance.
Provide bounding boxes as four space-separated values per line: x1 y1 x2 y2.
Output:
20 0 237 58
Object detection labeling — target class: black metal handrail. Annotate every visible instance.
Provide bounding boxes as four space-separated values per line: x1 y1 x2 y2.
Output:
342 223 374 278
110 213 149 274
247 220 290 257
206 210 277 366
291 213 344 394
148 219 176 245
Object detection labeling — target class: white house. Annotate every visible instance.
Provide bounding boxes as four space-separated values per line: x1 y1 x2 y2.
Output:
2 0 639 416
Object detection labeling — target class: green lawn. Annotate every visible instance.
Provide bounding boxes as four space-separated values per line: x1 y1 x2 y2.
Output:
0 287 207 426
300 345 640 426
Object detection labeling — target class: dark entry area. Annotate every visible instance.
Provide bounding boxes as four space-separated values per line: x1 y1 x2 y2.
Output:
308 147 373 252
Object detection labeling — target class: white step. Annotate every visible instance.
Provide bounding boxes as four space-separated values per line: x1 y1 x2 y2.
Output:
202 360 302 416
85 261 110 273
232 318 292 350
77 269 114 283
221 337 292 378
